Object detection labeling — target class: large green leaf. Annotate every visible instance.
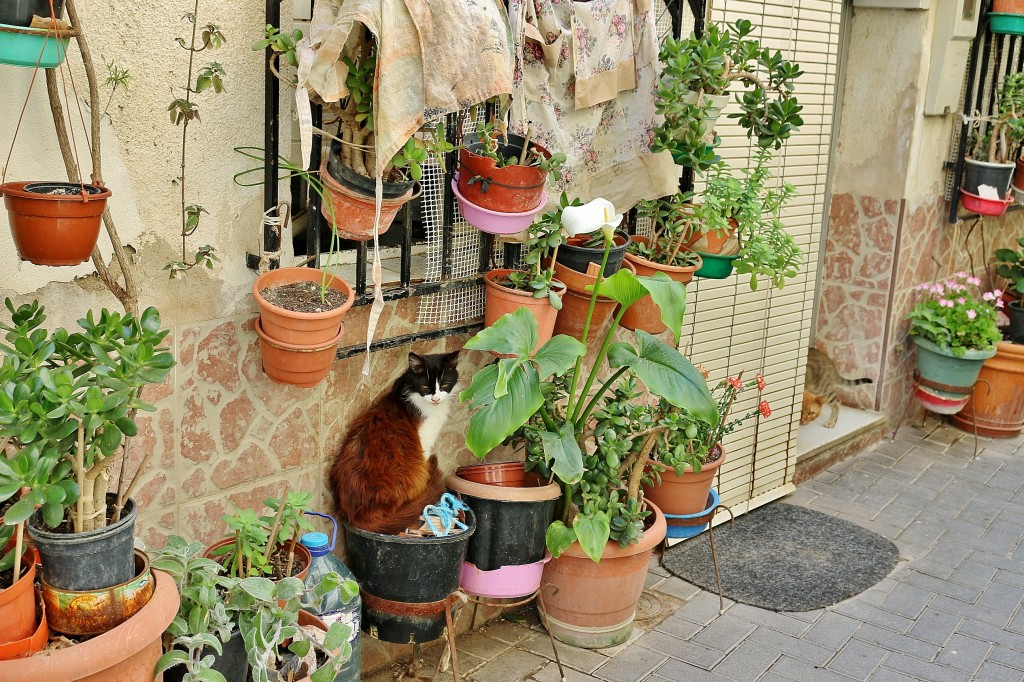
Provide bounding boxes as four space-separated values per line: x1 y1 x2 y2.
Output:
539 423 584 485
607 332 718 427
636 272 687 345
573 511 611 563
546 521 576 558
593 268 647 309
464 308 537 358
462 363 543 457
532 335 585 379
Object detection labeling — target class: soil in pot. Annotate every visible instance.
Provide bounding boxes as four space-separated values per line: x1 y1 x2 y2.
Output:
205 539 312 582
258 281 346 314
540 502 668 649
642 446 726 516
556 232 630 277
447 464 560 571
27 494 136 592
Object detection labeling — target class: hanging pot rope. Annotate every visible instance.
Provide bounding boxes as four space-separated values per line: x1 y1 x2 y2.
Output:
257 202 289 274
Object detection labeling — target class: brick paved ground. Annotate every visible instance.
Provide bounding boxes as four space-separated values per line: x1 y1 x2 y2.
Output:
369 420 1024 681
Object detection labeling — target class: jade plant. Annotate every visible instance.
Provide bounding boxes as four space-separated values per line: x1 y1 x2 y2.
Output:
462 212 719 562
995 237 1024 296
0 300 174 583
471 121 567 179
633 191 704 268
652 19 804 169
966 73 1024 164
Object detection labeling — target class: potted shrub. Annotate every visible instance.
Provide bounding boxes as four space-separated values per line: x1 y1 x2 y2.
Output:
204 491 316 582
695 154 802 288
642 373 771 519
456 122 566 217
907 273 1003 414
0 300 174 602
651 19 804 170
1 181 110 266
461 221 718 647
964 73 1024 205
995 237 1024 343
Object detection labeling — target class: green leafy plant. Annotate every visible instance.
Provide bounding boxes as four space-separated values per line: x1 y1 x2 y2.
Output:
906 273 1003 355
634 192 704 268
698 152 802 290
166 2 226 278
462 224 719 563
101 58 132 120
209 492 315 579
995 237 1024 295
652 19 804 169
473 122 567 179
966 73 1024 164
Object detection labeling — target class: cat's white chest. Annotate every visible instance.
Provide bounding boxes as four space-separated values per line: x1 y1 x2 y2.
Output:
409 393 452 458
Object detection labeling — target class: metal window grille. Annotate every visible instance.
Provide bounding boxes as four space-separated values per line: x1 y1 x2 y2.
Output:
946 1 1024 222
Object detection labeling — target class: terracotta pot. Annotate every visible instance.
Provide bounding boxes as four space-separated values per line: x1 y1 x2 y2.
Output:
619 236 700 335
642 447 727 516
540 502 667 649
1014 157 1024 191
0 569 178 681
457 134 551 213
254 268 355 346
951 341 1024 437
255 317 344 388
551 259 635 342
203 538 312 583
699 219 738 255
0 587 48 660
994 0 1024 14
319 157 420 241
455 461 534 487
42 550 153 636
289 610 343 681
1 181 110 266
484 269 565 352
0 549 39 647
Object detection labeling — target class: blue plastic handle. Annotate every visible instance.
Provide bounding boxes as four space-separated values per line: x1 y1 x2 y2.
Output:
304 511 338 552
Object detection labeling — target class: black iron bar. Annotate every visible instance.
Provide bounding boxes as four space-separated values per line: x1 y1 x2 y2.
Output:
334 320 483 359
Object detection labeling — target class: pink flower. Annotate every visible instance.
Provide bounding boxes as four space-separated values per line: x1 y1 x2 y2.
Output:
995 289 1004 297
939 299 954 308
931 284 943 294
967 276 981 286
728 377 743 390
759 401 772 418
998 299 1005 309
957 297 966 305
967 309 977 319
955 271 968 278
755 373 766 391
983 291 996 301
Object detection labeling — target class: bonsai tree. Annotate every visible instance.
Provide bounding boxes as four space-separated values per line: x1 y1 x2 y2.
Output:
995 237 1024 296
966 73 1024 164
0 300 174 558
461 215 719 562
698 152 802 290
652 19 804 169
154 535 358 682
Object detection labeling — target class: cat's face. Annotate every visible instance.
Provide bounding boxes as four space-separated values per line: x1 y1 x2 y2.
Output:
407 351 460 405
801 392 825 424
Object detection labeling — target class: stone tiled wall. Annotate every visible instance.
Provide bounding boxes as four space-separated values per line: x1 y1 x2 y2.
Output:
816 192 1024 429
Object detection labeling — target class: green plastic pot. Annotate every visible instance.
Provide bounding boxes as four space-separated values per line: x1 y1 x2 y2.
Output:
990 13 1024 35
912 336 997 415
694 252 738 279
0 23 69 68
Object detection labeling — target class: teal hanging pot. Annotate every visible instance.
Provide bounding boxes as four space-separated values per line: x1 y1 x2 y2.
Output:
912 336 997 414
694 252 738 279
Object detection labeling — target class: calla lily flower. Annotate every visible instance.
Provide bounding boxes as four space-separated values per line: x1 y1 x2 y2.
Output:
561 198 623 239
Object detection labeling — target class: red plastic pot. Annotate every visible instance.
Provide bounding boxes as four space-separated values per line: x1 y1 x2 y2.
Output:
484 269 564 353
1 181 109 266
618 236 700 335
960 189 1013 217
457 136 551 213
454 461 536 487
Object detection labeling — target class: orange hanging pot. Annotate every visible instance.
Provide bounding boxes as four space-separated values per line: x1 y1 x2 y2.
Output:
1 181 109 266
319 157 419 241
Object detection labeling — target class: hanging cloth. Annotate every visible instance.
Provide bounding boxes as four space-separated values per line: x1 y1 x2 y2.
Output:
509 0 677 212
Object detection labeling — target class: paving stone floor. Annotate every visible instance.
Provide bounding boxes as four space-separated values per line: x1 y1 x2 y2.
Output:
369 420 1024 682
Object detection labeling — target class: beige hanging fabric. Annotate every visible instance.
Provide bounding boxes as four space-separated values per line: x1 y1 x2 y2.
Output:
509 0 677 212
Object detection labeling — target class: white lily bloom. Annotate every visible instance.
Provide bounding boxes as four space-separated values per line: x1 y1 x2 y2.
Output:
561 198 623 237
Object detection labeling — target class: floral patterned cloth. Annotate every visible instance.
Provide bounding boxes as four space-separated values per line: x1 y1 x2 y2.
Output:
509 0 678 212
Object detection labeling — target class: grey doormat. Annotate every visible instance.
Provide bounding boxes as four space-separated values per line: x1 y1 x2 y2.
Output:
662 502 900 612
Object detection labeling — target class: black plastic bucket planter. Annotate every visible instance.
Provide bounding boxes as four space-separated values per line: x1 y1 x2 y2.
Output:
26 495 137 591
0 0 65 26
447 464 560 571
163 629 247 682
1010 301 1024 344
557 232 630 278
326 140 414 200
344 511 475 644
963 159 1015 196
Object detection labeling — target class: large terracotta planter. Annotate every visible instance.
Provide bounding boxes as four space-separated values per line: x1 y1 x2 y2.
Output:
0 569 178 681
951 342 1024 437
203 538 312 583
1 181 109 266
319 157 419 241
912 336 997 415
253 267 354 346
457 134 550 213
642 447 726 516
484 269 565 352
619 236 700 335
0 549 39 647
540 502 667 649
551 259 635 342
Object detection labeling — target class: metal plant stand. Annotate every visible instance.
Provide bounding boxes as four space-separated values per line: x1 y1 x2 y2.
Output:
659 496 734 615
